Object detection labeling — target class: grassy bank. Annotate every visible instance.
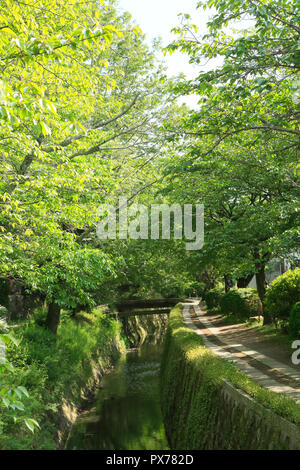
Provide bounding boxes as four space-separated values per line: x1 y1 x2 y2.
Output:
161 306 300 450
0 308 124 450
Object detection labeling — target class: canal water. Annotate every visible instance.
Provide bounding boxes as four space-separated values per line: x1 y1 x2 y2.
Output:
67 342 169 450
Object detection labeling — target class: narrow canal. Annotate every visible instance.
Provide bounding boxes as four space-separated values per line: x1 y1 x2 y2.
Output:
67 340 169 450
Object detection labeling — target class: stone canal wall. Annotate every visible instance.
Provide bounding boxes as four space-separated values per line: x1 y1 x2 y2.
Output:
161 306 300 450
121 313 168 347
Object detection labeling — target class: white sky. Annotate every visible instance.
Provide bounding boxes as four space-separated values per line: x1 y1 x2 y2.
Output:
116 1 255 108
117 0 212 108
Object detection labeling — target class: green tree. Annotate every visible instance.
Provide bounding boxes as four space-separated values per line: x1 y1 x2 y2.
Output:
162 0 300 322
0 0 181 332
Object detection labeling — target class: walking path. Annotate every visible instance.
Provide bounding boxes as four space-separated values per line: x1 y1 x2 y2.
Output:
182 301 300 404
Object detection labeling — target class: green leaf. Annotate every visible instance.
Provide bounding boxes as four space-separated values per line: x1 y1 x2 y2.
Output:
17 386 29 398
24 418 40 433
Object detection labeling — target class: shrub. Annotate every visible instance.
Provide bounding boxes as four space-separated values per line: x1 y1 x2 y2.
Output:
219 288 261 318
242 289 262 316
264 268 300 322
220 289 248 317
205 288 224 309
289 302 300 338
33 306 48 327
185 282 205 297
0 306 8 317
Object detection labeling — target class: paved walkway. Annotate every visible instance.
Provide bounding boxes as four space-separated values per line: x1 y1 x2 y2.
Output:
182 301 300 404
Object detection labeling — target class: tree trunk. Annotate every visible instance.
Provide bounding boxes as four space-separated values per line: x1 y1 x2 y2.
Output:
237 274 253 288
45 301 61 334
7 280 25 321
255 264 271 325
201 269 216 294
224 275 231 293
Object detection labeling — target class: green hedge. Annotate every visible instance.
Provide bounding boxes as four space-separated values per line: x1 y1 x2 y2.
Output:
205 287 261 318
219 288 261 318
265 269 300 321
289 302 300 338
204 288 223 309
161 306 300 450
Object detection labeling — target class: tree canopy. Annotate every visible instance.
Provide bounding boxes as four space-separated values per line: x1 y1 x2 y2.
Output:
0 0 299 330
162 0 299 317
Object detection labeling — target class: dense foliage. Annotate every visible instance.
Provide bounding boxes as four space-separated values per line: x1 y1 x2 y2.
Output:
0 0 299 449
163 0 300 322
0 308 122 449
289 302 300 338
205 286 262 318
264 268 300 322
204 287 224 310
0 0 183 325
219 288 261 318
1 0 298 321
0 332 39 434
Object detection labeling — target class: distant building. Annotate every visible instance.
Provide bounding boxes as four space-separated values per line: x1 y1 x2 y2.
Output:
248 255 300 288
